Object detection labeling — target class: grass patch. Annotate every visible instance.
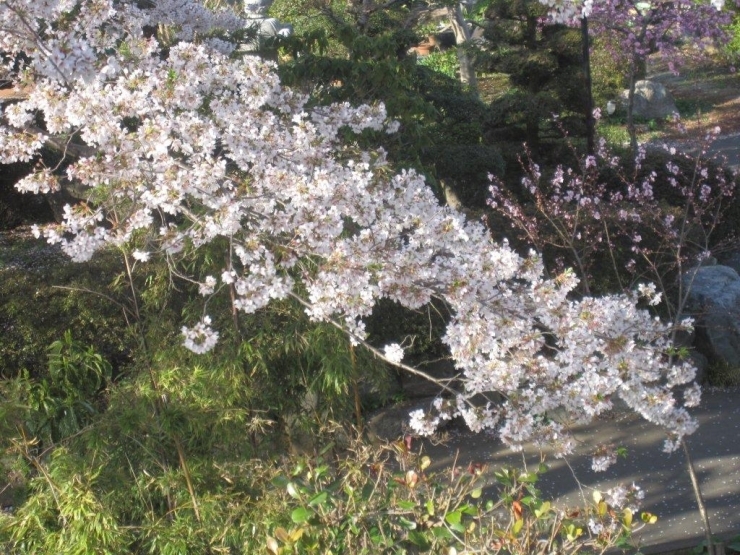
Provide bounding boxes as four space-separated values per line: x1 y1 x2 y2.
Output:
706 360 740 387
478 72 511 103
674 97 716 120
596 118 668 149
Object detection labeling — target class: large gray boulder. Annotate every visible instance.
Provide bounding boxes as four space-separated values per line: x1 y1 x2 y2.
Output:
683 265 740 368
239 17 293 52
620 80 679 120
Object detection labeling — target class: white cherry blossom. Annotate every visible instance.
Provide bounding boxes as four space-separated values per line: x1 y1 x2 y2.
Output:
0 0 704 467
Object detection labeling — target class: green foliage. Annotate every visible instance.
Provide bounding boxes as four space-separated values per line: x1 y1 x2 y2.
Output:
365 298 449 361
705 360 740 387
260 443 649 554
237 298 396 424
418 49 458 79
590 34 625 107
3 448 126 554
1 421 647 553
481 0 589 165
26 331 111 444
723 11 740 60
0 240 128 380
0 314 651 555
270 0 505 210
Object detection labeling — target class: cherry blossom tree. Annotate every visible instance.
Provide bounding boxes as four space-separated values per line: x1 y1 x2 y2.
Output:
0 0 702 467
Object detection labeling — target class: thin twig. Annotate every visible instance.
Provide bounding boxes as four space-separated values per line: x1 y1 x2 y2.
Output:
682 439 714 555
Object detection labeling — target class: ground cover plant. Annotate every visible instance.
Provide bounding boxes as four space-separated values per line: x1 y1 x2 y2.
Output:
0 0 737 552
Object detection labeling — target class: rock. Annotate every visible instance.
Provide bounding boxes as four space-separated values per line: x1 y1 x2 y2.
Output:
682 265 740 368
620 80 679 120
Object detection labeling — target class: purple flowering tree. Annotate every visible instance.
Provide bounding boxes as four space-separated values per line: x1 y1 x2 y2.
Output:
587 0 731 152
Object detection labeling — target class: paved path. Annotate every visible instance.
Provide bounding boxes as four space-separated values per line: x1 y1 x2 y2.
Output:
646 67 740 175
419 388 740 553
652 132 740 174
705 133 740 172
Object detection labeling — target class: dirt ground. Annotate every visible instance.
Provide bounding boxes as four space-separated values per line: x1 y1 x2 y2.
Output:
635 54 740 171
648 54 740 138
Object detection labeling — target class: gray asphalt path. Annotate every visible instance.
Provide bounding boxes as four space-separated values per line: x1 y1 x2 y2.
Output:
420 388 740 553
706 133 740 172
649 131 740 174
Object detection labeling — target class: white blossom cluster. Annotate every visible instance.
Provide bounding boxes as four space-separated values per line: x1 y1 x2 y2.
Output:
0 0 704 466
588 484 644 536
182 316 219 354
539 0 725 24
538 0 589 22
383 343 405 365
606 483 645 512
142 0 245 41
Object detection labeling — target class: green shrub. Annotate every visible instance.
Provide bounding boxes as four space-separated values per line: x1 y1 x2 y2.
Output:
418 49 458 79
424 144 506 207
0 241 128 380
0 412 654 554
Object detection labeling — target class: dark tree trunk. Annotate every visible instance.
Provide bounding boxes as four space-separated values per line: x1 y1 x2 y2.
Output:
581 16 595 155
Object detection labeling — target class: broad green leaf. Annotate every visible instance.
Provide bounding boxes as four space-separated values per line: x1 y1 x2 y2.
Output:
432 527 453 539
535 501 551 518
309 491 328 507
623 508 633 526
461 504 478 516
369 527 383 544
407 530 431 550
398 517 417 530
449 522 466 533
512 518 524 536
445 510 462 525
291 507 312 524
